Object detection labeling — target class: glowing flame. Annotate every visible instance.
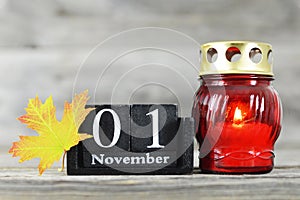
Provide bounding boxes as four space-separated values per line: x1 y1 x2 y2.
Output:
233 107 243 124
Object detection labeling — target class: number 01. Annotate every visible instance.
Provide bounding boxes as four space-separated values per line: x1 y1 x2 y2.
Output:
93 109 165 149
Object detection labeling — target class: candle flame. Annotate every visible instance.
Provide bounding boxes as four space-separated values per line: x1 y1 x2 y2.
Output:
233 107 243 124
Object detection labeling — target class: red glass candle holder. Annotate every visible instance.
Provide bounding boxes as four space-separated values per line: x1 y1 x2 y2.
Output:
192 41 282 174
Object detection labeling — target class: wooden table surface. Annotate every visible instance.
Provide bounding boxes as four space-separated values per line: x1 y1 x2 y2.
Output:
1 149 300 200
0 167 299 200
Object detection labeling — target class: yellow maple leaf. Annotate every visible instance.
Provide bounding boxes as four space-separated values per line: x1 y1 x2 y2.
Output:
9 90 94 175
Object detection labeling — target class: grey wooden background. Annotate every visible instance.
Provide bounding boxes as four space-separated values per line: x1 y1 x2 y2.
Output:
0 1 300 198
0 0 300 199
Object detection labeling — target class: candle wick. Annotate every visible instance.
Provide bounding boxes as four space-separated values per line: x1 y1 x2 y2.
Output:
232 116 256 125
244 117 256 123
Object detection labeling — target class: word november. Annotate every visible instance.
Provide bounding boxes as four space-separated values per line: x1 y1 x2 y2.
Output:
92 153 170 165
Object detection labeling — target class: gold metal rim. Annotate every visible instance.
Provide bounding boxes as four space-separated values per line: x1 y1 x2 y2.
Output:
200 41 273 76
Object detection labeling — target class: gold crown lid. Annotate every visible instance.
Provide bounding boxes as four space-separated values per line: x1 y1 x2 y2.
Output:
200 41 274 76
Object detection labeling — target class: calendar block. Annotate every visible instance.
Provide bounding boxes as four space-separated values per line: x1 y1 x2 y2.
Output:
130 104 178 152
67 104 194 175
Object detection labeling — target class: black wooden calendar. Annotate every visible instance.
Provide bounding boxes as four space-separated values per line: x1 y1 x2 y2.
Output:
67 104 194 175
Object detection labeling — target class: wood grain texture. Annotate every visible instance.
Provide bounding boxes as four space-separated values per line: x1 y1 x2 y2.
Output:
0 167 299 200
0 0 299 149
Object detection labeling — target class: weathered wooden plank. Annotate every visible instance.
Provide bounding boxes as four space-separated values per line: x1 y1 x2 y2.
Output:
0 167 299 200
0 0 299 46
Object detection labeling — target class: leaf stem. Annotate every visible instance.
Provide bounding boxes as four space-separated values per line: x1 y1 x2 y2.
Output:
58 150 67 172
